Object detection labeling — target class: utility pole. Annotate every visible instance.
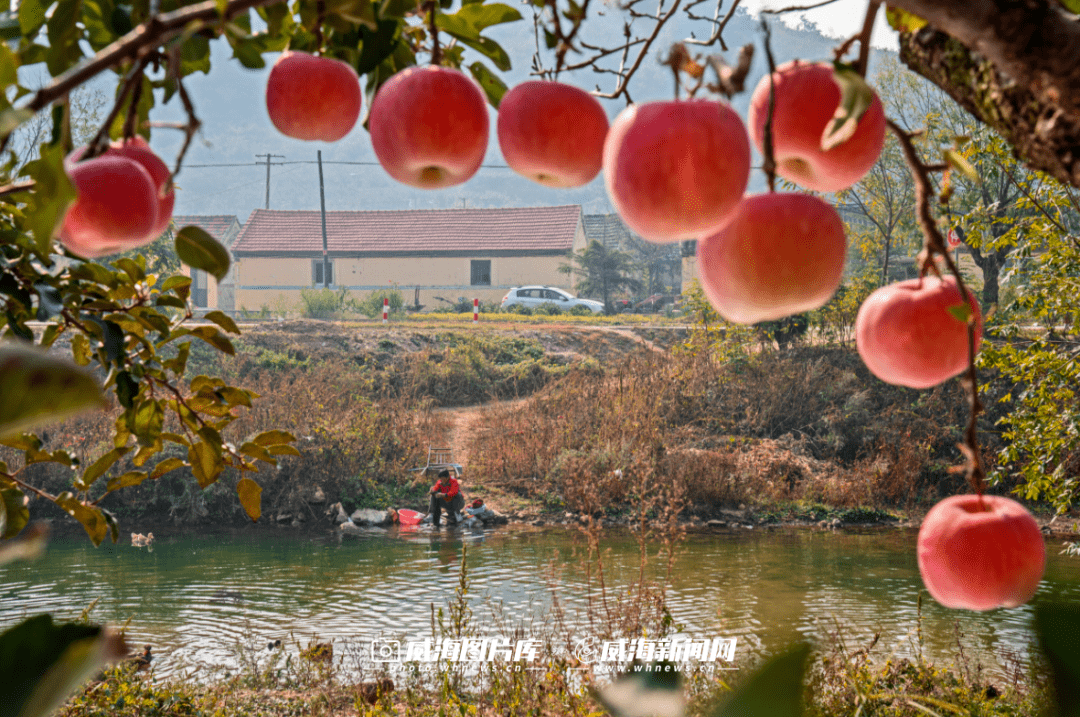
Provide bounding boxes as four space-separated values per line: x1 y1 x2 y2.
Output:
317 150 330 288
256 153 285 209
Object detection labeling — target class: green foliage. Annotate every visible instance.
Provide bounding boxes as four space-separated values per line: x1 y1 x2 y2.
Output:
359 288 404 318
298 286 355 319
562 240 643 315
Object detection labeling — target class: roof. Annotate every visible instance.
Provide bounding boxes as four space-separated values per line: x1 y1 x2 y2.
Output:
583 214 639 251
231 206 583 256
172 215 241 242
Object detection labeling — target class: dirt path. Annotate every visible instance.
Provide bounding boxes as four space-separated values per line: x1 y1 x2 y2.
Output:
434 397 530 469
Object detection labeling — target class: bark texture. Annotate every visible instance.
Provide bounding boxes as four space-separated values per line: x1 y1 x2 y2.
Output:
890 0 1080 188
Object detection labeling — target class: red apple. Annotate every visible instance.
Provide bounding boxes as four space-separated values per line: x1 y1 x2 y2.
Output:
368 66 489 189
918 494 1045 611
108 136 175 241
59 154 159 259
603 100 750 243
856 275 982 389
747 60 885 193
697 192 846 323
266 51 362 142
497 80 608 188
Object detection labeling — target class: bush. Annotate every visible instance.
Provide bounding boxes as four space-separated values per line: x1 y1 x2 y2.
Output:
535 301 562 315
299 287 355 319
359 288 404 318
569 304 594 316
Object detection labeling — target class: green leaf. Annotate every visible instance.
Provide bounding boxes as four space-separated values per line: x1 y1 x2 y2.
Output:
267 444 302 456
70 332 91 366
188 441 222 488
179 34 211 75
943 148 980 182
822 63 876 152
18 0 48 37
0 10 22 40
356 18 400 75
189 325 235 355
947 303 974 324
597 661 683 717
21 143 76 254
713 643 810 717
0 614 127 717
239 441 277 465
448 34 510 71
253 429 297 446
115 370 138 409
1036 601 1080 717
203 310 240 334
237 477 262 522
885 6 928 33
467 60 507 108
148 457 185 480
175 226 230 282
161 274 192 293
325 0 377 28
53 492 110 546
0 343 105 440
77 447 130 491
132 399 164 447
0 486 30 540
454 2 521 31
105 470 148 491
33 283 63 321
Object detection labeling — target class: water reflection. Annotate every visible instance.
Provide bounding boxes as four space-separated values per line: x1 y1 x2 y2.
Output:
1 525 1077 679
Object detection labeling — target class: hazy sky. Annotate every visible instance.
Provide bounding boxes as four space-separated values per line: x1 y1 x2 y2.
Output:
741 0 899 50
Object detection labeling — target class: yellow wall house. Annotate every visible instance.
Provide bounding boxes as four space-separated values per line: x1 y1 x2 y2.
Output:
229 205 589 313
176 214 242 312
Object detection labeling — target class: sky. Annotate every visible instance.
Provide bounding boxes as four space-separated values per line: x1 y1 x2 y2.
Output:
740 0 900 51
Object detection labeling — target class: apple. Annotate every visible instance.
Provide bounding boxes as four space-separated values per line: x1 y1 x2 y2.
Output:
856 275 982 389
747 60 885 193
59 154 159 259
368 65 489 189
497 80 609 188
697 192 846 323
266 51 362 142
602 100 750 243
107 136 175 241
918 494 1045 610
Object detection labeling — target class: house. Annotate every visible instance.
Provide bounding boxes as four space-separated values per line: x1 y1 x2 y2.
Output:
174 214 242 312
228 205 588 313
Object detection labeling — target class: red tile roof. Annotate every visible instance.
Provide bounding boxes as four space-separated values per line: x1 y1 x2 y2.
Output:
173 215 241 242
231 206 583 256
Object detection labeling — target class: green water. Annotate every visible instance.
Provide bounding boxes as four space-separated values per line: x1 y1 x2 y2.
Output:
1 524 1077 679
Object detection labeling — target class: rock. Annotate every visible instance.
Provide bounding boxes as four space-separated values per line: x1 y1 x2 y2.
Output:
532 519 545 526
706 519 726 528
492 512 509 525
351 508 391 526
275 513 292 523
327 502 350 525
307 485 326 504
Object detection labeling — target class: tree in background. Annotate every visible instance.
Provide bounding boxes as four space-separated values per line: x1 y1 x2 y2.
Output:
561 240 643 314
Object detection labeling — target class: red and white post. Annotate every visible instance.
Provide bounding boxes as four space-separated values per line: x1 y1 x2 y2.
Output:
383 297 389 324
473 298 479 323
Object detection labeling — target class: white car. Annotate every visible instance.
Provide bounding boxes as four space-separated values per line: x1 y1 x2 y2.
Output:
500 286 605 314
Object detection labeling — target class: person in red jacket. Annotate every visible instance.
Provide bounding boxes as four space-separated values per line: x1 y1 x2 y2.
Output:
429 469 464 527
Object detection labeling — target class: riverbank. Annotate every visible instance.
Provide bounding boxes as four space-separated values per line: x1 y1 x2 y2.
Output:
11 319 1064 539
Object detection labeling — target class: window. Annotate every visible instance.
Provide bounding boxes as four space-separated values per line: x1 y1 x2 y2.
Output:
191 269 207 307
470 260 491 286
544 289 568 301
312 258 334 286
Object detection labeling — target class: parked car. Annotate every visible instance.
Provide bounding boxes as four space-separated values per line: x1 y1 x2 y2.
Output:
500 286 605 313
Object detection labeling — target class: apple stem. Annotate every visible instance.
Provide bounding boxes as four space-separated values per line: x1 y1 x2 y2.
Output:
85 53 154 161
888 118 988 499
428 1 442 66
759 18 778 193
313 0 325 55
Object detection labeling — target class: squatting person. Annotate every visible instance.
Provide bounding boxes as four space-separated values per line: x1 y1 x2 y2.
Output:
429 469 464 527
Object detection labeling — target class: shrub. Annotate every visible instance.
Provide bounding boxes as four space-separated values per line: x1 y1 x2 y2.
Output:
535 301 562 315
299 286 354 319
359 288 404 318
